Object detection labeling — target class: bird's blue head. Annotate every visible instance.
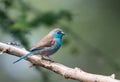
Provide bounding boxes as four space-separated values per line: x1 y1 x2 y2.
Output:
52 28 64 39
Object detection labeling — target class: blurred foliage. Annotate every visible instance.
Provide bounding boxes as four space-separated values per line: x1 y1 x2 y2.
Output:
0 0 72 48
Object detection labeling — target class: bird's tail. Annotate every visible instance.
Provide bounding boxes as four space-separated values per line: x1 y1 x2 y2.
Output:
13 49 39 64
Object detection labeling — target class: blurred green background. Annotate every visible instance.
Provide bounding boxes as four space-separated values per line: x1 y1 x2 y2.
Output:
0 0 120 82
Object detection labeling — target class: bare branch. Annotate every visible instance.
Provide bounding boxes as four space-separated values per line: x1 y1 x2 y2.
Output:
0 42 120 82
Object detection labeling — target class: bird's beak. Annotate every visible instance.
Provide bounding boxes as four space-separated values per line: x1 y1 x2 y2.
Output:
62 32 65 35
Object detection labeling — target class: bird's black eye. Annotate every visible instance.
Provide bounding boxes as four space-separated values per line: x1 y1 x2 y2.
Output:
57 31 61 34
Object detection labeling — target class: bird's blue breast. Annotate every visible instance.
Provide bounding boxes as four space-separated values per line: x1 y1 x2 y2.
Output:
42 38 62 56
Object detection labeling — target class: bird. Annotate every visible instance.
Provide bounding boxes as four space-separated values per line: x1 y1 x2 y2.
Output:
13 28 65 64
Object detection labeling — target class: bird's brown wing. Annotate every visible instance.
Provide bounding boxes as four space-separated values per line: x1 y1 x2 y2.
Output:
30 35 55 51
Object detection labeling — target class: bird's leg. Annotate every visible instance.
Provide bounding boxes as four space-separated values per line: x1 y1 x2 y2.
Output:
43 56 54 62
41 55 50 60
46 56 53 60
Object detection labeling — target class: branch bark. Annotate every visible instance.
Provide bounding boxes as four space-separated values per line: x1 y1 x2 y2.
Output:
0 42 120 82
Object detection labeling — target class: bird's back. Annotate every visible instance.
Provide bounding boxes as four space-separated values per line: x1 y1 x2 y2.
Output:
30 33 55 51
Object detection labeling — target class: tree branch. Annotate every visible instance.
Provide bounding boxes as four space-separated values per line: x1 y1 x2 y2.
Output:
0 42 120 82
